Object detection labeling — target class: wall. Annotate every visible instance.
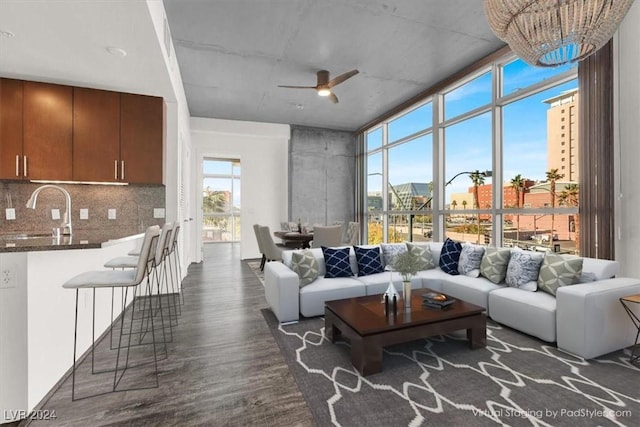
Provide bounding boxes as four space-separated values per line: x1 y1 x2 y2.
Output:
0 237 141 419
289 125 356 227
190 118 289 260
0 182 165 235
615 1 640 277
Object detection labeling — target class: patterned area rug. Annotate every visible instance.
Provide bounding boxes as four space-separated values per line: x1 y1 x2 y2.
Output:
262 309 640 427
247 260 264 285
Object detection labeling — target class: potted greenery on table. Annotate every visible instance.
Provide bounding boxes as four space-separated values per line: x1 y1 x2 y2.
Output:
390 251 422 308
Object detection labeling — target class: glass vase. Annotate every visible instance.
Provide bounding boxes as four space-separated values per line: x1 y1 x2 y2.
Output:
403 281 412 309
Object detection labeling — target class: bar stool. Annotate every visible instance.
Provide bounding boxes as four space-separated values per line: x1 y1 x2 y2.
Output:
105 223 179 329
62 225 165 400
168 222 184 305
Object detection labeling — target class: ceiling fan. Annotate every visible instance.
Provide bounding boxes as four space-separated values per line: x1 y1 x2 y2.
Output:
278 69 359 104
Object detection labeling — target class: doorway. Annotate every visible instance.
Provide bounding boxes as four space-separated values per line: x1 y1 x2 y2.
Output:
202 158 241 243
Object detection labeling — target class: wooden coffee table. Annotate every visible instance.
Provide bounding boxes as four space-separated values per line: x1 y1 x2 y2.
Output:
324 290 486 376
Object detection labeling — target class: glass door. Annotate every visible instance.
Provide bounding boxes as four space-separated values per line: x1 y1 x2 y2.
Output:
202 158 241 243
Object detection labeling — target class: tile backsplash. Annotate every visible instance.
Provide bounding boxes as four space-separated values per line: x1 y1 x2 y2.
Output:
0 182 166 235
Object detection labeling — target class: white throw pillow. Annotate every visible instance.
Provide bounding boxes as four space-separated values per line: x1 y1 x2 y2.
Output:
505 248 544 291
458 243 485 278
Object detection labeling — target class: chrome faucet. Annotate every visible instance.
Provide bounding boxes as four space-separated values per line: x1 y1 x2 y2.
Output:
26 184 73 235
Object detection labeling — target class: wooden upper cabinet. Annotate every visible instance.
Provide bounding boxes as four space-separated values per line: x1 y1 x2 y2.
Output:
23 81 73 181
1 79 163 184
73 87 120 182
120 93 163 184
0 78 24 179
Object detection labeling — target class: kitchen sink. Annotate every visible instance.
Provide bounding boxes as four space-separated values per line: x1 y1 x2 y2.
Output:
0 233 53 241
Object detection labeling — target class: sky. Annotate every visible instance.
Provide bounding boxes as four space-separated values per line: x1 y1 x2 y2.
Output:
367 58 578 201
203 159 242 209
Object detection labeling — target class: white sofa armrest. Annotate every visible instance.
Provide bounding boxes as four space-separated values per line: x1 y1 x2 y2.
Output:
556 277 640 359
264 262 300 323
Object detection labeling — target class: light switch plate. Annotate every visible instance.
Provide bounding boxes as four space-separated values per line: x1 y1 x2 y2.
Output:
51 209 61 220
108 209 116 220
5 208 15 220
80 209 89 220
153 208 165 219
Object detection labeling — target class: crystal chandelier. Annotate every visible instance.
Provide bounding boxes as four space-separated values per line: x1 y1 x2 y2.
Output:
484 0 635 67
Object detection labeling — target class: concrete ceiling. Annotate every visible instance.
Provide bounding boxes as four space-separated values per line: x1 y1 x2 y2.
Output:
164 0 505 131
0 0 505 133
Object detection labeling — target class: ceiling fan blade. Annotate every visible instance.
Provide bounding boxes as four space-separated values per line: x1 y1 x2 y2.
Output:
328 93 339 104
277 85 318 89
328 69 359 88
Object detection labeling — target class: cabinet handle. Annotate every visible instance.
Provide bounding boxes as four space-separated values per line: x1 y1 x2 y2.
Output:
16 155 19 177
114 160 118 180
23 156 27 177
121 160 125 180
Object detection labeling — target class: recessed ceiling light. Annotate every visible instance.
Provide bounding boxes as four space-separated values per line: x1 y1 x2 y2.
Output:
106 46 127 57
0 30 15 38
296 104 304 110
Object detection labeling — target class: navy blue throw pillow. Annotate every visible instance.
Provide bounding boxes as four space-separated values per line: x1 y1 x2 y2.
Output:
439 238 462 275
322 246 353 278
354 246 384 276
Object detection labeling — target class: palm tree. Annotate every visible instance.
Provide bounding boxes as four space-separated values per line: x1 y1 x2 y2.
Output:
451 200 458 210
469 171 486 244
558 184 580 254
545 168 565 247
510 174 526 244
461 200 468 209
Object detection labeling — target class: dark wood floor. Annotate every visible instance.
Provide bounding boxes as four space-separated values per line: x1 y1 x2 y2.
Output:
24 243 315 426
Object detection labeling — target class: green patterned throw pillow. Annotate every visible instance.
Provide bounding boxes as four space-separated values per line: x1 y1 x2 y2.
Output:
406 243 436 270
538 252 583 296
480 247 511 284
291 250 319 287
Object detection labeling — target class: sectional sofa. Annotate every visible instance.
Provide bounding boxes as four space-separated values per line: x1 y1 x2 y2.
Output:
263 241 640 359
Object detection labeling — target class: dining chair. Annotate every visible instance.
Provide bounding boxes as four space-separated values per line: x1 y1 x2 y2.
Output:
311 225 343 248
253 224 267 270
343 221 360 245
258 225 283 268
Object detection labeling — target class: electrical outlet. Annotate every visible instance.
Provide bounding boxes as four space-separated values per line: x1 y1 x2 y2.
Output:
1 267 16 289
153 208 165 219
80 208 89 220
5 208 16 220
108 209 116 220
51 209 61 220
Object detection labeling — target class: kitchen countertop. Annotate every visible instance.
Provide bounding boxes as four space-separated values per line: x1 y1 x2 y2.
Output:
0 229 144 253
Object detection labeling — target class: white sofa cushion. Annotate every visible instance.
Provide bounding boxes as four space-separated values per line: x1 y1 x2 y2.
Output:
414 268 451 291
441 275 504 312
299 276 366 317
355 271 405 295
489 287 557 342
581 257 620 280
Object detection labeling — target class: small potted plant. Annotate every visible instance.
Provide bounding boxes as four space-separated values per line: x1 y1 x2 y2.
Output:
390 251 422 308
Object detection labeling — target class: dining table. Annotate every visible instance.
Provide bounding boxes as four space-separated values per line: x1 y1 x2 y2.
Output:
273 230 314 249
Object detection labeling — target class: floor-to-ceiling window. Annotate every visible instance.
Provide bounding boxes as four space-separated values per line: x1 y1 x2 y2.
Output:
202 158 241 243
366 102 433 244
361 53 580 253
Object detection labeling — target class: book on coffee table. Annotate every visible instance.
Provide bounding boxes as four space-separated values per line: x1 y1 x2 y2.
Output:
422 292 456 309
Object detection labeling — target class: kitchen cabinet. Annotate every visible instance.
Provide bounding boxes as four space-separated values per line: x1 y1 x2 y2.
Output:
0 78 24 179
22 81 73 181
1 79 162 184
73 87 121 182
120 93 163 184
